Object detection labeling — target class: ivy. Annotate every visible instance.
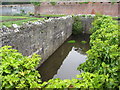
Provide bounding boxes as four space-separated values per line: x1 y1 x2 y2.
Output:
0 46 42 89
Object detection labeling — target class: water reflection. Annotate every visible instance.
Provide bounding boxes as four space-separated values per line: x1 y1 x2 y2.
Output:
37 34 90 82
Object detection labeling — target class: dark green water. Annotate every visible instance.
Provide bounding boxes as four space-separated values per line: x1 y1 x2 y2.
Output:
37 34 90 82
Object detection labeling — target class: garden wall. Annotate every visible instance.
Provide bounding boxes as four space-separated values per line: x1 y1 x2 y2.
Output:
1 15 94 66
1 16 73 65
35 2 119 17
0 4 34 16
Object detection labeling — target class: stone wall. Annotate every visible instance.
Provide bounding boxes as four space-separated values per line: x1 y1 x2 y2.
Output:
0 4 34 16
80 17 94 34
35 2 119 17
1 16 73 65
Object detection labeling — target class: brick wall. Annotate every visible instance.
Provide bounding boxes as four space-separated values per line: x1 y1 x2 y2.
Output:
35 2 119 17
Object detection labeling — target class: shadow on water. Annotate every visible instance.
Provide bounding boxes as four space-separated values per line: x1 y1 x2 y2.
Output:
37 34 90 82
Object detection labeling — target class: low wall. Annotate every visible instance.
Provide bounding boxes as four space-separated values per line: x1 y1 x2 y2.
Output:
1 15 95 66
35 2 119 17
0 4 34 16
1 16 73 64
80 17 94 34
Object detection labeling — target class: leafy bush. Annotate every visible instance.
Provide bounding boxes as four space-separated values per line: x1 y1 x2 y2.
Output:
78 15 120 88
72 16 83 35
0 46 42 89
40 72 113 88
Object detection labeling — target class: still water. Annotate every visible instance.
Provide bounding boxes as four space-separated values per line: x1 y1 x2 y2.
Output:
37 34 90 82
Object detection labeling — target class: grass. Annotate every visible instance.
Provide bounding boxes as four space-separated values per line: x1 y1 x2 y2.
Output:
0 15 66 28
38 14 66 17
0 16 44 28
1 16 28 21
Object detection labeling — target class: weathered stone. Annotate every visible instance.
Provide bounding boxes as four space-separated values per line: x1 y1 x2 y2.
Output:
1 16 73 67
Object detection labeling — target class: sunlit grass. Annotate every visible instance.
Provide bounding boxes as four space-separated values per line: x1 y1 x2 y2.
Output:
38 14 66 17
0 16 44 28
1 16 28 21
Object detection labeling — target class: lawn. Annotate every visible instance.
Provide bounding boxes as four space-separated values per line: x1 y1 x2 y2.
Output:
38 14 66 17
0 16 44 28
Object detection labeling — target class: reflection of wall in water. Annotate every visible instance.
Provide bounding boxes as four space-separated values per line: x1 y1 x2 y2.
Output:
37 34 90 82
37 38 73 81
71 34 90 55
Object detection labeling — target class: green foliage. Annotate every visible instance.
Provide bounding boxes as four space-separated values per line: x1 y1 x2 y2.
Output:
78 15 120 88
79 2 89 4
40 15 120 89
67 40 76 43
50 2 56 6
40 72 113 88
0 46 42 89
90 15 117 33
72 16 83 35
31 2 41 6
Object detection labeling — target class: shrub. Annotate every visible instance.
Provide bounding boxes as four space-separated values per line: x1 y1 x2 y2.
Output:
72 16 83 35
40 72 113 88
0 46 42 89
78 15 120 88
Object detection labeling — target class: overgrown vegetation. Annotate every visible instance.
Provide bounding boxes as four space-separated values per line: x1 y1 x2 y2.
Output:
78 15 120 88
1 15 119 89
72 16 83 35
0 46 42 89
